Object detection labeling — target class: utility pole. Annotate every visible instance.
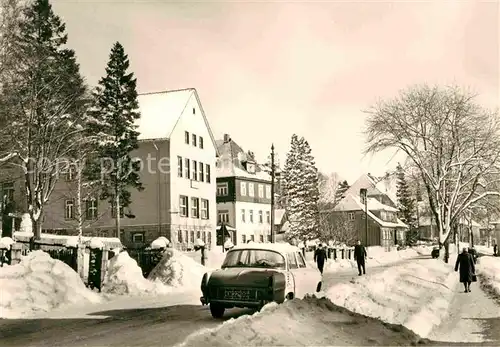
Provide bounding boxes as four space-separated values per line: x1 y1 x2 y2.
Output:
270 144 275 243
360 188 368 245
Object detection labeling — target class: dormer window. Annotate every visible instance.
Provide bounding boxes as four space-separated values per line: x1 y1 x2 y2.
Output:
247 163 255 174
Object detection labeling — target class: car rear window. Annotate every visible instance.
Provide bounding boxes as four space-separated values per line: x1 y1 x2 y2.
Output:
222 249 286 269
296 252 306 268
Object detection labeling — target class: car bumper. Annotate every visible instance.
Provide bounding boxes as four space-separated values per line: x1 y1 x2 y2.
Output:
201 296 270 308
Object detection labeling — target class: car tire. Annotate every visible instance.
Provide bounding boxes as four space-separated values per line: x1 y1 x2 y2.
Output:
316 281 322 292
209 303 225 318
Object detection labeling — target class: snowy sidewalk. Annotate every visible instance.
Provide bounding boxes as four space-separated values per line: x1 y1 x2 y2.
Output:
428 274 500 343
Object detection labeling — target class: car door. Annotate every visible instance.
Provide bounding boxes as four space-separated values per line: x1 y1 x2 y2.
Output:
296 251 318 294
287 252 303 298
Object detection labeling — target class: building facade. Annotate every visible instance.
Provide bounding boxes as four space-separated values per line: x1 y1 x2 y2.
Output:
332 174 408 247
215 135 273 245
2 88 218 249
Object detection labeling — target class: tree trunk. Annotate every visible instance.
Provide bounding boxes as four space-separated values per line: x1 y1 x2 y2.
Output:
115 193 121 240
443 238 449 263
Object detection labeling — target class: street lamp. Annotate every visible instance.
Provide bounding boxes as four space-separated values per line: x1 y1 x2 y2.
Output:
270 144 275 243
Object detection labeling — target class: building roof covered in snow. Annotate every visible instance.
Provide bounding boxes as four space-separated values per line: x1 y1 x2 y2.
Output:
342 173 399 208
215 134 271 181
135 88 218 154
332 194 407 229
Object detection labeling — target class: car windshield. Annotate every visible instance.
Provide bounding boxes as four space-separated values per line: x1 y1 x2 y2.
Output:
222 249 286 269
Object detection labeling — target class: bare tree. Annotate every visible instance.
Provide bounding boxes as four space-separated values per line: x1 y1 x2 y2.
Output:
319 210 357 245
364 85 500 261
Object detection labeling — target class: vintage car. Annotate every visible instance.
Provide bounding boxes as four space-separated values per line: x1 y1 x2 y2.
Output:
200 242 323 318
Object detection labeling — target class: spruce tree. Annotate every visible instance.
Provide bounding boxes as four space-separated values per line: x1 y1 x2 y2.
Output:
87 42 143 239
334 180 350 205
0 0 88 239
395 163 418 245
283 135 320 242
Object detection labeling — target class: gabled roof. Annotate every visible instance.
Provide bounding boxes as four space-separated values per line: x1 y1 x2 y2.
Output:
333 194 407 229
216 136 271 181
342 173 398 207
135 88 218 155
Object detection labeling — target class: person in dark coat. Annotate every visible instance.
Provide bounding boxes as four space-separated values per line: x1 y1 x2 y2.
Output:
494 243 498 256
314 243 328 274
455 247 476 293
354 240 367 276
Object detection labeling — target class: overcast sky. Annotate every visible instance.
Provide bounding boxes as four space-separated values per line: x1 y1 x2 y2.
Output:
52 0 499 183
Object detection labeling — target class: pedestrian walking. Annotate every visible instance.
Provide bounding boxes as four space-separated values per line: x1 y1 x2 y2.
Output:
354 240 367 276
455 247 476 293
494 243 497 256
314 243 328 274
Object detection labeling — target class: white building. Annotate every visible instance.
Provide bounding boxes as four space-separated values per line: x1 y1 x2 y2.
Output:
215 134 273 245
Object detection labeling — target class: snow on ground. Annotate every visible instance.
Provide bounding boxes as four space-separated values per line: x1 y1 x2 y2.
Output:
478 256 500 297
0 251 101 318
183 248 228 270
325 256 457 338
148 249 207 289
101 251 170 296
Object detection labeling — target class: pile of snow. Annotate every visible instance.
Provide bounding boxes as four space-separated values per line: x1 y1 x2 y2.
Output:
176 297 419 347
101 251 169 296
478 256 500 297
0 236 14 249
151 236 170 250
148 249 207 290
183 248 227 270
0 251 101 318
325 257 456 338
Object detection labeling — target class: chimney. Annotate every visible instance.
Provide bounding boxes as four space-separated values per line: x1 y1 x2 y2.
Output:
223 134 231 143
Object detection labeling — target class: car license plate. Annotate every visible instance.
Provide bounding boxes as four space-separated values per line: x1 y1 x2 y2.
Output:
224 289 250 300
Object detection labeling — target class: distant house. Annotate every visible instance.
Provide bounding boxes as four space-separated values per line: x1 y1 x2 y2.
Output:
330 173 408 247
215 134 274 245
418 215 481 243
274 209 289 242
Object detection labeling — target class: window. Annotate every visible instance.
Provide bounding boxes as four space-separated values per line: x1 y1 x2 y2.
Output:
217 182 228 196
192 133 197 147
221 249 285 270
240 182 247 196
249 210 254 223
85 198 98 220
66 165 76 181
248 183 254 197
192 160 197 180
205 164 210 183
258 184 264 198
177 156 183 177
241 209 246 222
202 231 206 242
185 158 190 178
348 212 355 221
185 131 189 144
201 199 209 219
296 252 307 268
218 211 229 223
208 231 212 245
180 195 188 217
111 204 124 218
266 211 270 223
259 210 263 223
205 164 211 183
192 107 196 115
242 235 246 243
191 197 199 218
199 136 204 149
184 230 189 243
132 233 144 243
199 162 204 182
250 235 255 241
266 185 271 199
259 235 264 242
190 231 195 243
178 230 183 243
287 252 298 269
64 199 74 219
197 231 201 239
